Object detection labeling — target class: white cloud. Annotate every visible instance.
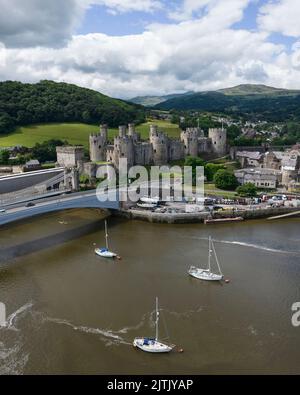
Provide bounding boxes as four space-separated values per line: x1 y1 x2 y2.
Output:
0 15 284 98
169 0 212 21
85 0 163 14
0 0 83 48
169 0 251 22
0 0 162 48
0 0 300 98
258 0 300 37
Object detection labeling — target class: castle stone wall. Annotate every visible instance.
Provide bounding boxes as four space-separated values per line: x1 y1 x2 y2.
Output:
89 124 108 162
150 132 169 165
134 143 153 166
169 140 184 161
209 128 227 156
87 123 228 170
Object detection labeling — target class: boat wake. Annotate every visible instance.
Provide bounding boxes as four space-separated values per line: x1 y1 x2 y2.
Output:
0 341 29 375
43 317 131 346
166 306 204 319
0 302 33 375
117 314 147 334
6 302 34 330
217 239 295 254
187 235 296 254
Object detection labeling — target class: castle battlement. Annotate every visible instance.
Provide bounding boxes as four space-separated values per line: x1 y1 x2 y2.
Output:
89 123 227 167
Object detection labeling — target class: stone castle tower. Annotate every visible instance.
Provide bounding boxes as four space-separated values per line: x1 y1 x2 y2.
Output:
87 123 228 171
89 124 108 162
149 125 169 165
209 128 227 156
181 128 203 157
113 126 135 168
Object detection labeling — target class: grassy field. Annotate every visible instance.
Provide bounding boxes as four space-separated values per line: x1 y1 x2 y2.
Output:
137 119 180 139
0 120 180 148
204 183 237 198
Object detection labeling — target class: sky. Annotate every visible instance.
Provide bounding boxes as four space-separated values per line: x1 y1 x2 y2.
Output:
0 0 300 99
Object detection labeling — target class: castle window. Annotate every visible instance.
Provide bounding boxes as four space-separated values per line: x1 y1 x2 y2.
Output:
99 145 102 149
214 142 216 145
154 150 157 153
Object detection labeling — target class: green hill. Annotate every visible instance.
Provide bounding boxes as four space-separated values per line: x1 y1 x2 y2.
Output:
218 84 300 96
0 80 145 135
155 84 300 121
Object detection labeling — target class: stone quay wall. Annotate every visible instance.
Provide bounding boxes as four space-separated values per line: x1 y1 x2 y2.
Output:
112 206 300 224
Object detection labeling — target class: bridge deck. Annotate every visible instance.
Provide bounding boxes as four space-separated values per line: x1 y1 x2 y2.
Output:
0 190 119 226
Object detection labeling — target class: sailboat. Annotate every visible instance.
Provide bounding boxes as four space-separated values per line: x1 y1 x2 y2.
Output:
95 220 118 258
133 298 174 353
188 236 223 281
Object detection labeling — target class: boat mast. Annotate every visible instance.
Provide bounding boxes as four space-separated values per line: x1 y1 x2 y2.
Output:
105 220 109 250
212 240 222 275
208 236 212 272
155 297 159 341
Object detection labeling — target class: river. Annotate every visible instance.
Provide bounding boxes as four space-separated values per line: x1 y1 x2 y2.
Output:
0 209 299 374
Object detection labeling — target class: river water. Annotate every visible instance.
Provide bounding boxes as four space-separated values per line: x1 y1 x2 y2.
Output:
0 209 299 375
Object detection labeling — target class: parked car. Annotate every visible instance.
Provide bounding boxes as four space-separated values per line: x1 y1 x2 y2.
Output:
25 202 36 207
268 195 287 205
0 208 6 213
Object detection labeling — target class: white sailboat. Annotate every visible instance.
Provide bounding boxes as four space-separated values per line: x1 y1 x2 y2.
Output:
188 236 223 281
95 220 118 258
133 298 174 353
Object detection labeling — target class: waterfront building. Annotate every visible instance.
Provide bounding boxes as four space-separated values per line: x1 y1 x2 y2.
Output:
235 146 300 190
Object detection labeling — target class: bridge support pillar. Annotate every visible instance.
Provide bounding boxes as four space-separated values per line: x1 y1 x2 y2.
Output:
64 167 80 192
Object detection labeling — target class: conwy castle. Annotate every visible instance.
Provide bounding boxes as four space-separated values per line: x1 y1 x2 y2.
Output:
89 124 227 168
56 123 227 181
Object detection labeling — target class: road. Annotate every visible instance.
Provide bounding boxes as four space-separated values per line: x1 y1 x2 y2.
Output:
0 189 119 226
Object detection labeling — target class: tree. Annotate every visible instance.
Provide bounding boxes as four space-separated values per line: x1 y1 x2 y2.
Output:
236 183 258 197
0 113 15 134
233 136 264 147
0 80 146 135
0 149 10 165
31 139 67 163
184 156 205 167
184 156 205 185
205 163 224 182
214 169 239 190
227 125 241 143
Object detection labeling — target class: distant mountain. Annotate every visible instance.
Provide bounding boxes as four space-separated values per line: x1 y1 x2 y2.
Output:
155 84 300 122
0 80 145 135
218 84 300 96
129 91 194 107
